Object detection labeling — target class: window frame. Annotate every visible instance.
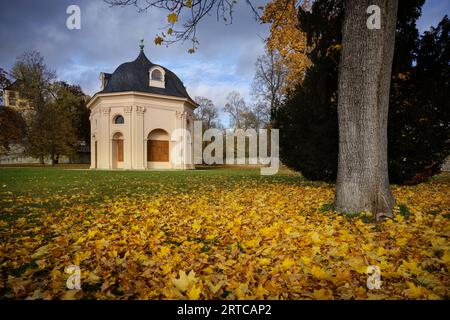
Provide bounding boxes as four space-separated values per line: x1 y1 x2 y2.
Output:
113 115 125 124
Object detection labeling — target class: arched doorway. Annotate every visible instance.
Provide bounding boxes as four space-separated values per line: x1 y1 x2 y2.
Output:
147 129 170 169
112 132 124 169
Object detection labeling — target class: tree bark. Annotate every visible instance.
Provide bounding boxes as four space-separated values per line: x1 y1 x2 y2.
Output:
334 0 398 216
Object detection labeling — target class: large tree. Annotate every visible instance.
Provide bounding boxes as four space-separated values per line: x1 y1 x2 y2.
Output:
10 51 55 113
334 0 399 216
51 81 91 146
26 102 78 165
9 52 87 164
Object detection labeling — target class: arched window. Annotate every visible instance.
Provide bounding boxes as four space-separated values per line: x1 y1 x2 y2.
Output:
151 69 163 81
114 115 124 124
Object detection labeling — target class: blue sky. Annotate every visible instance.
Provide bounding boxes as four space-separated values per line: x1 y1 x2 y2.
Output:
0 0 449 126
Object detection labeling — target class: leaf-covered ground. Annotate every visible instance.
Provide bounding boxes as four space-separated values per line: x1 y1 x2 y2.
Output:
0 167 449 299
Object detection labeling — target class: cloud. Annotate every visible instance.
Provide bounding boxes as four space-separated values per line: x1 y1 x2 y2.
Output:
0 0 268 100
1 0 447 127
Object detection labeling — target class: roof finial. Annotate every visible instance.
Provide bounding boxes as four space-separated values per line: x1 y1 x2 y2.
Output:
139 39 144 51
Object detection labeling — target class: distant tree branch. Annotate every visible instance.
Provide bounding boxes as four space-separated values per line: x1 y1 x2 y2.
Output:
104 0 263 52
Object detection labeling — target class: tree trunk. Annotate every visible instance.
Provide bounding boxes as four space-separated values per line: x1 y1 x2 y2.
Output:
334 0 398 216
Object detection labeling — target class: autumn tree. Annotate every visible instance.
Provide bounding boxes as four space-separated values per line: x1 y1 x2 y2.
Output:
0 107 26 155
0 68 11 106
10 51 55 113
261 0 310 88
52 81 91 146
26 102 78 165
9 52 87 164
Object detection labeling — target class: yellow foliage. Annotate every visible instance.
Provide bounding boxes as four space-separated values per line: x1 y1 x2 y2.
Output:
262 0 311 88
167 13 178 24
0 172 449 299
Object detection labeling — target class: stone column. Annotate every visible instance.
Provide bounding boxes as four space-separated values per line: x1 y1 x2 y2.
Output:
185 112 194 169
89 112 95 169
124 106 133 169
100 107 111 169
132 106 146 169
173 111 184 169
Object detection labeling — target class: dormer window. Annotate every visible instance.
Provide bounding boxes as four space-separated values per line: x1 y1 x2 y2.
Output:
151 69 162 81
99 72 111 90
149 66 165 88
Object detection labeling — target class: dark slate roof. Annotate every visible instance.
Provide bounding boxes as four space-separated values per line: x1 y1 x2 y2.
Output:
99 49 194 103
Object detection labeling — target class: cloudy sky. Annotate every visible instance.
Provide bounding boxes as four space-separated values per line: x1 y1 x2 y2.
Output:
0 0 448 125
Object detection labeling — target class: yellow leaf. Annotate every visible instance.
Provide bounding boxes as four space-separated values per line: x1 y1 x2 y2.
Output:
207 280 226 294
311 265 331 280
31 245 49 259
254 284 269 298
192 220 201 231
259 258 271 266
60 290 80 300
312 288 333 299
86 272 101 284
310 231 321 244
404 281 425 299
441 250 450 264
171 270 197 292
187 284 202 299
281 257 295 269
159 246 170 257
161 264 172 275
300 256 312 266
167 13 178 24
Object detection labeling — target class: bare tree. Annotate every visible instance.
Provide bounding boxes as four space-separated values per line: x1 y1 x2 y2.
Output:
223 91 247 129
194 96 220 129
334 0 398 217
251 48 288 126
223 91 263 130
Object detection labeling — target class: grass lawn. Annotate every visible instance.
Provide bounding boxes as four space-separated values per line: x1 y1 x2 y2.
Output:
0 167 449 299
